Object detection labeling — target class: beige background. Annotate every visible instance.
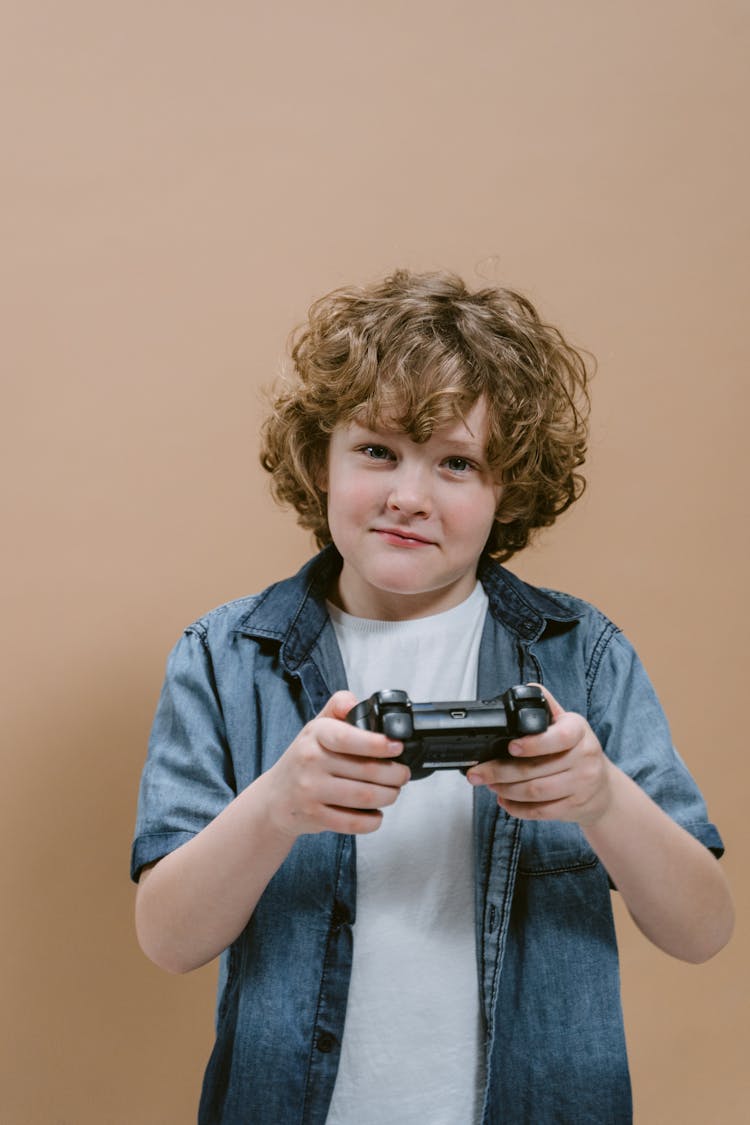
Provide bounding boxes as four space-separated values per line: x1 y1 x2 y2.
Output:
2 2 748 1122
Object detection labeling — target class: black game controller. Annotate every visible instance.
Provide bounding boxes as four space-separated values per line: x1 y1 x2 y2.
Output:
346 684 550 780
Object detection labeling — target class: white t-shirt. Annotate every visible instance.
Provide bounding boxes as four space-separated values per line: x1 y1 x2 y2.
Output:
325 583 489 1125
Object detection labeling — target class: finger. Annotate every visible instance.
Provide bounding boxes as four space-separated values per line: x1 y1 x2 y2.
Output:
318 805 385 835
318 691 359 721
507 711 585 759
326 751 411 788
468 751 569 787
495 794 572 821
322 775 407 811
491 769 573 805
315 716 403 760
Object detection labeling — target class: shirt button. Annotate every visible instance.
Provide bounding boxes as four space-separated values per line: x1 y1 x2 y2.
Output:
331 902 351 929
316 1031 336 1053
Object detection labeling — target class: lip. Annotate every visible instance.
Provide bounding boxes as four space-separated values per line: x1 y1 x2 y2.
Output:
374 527 436 547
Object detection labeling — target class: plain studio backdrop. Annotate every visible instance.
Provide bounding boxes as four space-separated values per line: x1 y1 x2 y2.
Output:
1 2 747 1122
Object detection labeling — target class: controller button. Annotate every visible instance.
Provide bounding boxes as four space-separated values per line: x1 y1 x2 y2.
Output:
512 685 538 699
379 689 409 704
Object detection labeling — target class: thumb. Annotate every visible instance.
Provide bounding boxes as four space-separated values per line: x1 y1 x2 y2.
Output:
318 690 359 722
528 682 565 724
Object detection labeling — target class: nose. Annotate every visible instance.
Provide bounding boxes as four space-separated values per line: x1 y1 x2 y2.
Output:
386 464 432 518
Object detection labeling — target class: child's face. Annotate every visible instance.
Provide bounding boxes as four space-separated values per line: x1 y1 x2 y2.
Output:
322 398 501 620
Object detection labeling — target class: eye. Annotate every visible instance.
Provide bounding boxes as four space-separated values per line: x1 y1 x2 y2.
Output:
444 456 474 473
359 444 395 461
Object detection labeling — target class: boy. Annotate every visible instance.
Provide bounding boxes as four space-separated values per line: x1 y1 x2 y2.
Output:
132 270 732 1124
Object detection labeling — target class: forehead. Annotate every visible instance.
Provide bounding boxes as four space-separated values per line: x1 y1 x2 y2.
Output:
348 393 490 446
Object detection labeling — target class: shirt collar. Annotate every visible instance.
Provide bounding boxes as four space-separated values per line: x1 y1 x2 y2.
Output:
477 553 581 643
233 546 343 672
234 545 580 671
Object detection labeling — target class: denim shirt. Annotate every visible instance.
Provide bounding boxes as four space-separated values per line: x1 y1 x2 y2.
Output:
131 547 723 1125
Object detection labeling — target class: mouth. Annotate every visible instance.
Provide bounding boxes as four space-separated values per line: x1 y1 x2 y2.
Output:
374 527 436 547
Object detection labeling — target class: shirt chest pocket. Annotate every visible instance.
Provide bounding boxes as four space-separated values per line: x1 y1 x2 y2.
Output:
517 820 599 875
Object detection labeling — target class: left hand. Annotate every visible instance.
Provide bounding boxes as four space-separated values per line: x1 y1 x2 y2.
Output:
466 686 614 827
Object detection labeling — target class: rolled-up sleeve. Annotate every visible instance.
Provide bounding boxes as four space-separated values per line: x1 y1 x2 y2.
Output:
130 626 237 882
588 629 724 858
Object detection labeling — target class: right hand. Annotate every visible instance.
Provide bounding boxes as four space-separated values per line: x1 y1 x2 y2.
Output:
265 691 411 839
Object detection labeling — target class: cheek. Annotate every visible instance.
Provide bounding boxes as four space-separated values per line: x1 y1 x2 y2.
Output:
326 480 368 531
454 490 499 538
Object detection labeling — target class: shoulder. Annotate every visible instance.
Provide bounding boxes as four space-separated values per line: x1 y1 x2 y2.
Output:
534 583 625 664
530 582 649 698
175 548 338 656
481 557 622 651
536 583 619 631
182 592 267 649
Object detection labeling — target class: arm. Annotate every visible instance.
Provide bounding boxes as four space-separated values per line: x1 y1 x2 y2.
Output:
466 690 734 964
580 764 733 962
135 690 409 974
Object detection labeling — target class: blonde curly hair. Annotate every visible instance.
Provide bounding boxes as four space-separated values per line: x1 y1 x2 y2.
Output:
260 269 591 562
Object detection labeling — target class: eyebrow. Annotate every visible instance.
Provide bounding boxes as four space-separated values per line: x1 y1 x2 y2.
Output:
349 422 486 455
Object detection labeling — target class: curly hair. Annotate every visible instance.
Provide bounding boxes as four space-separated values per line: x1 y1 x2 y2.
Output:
260 269 591 562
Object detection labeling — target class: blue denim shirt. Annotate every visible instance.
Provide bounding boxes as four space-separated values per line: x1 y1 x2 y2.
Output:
132 547 723 1125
